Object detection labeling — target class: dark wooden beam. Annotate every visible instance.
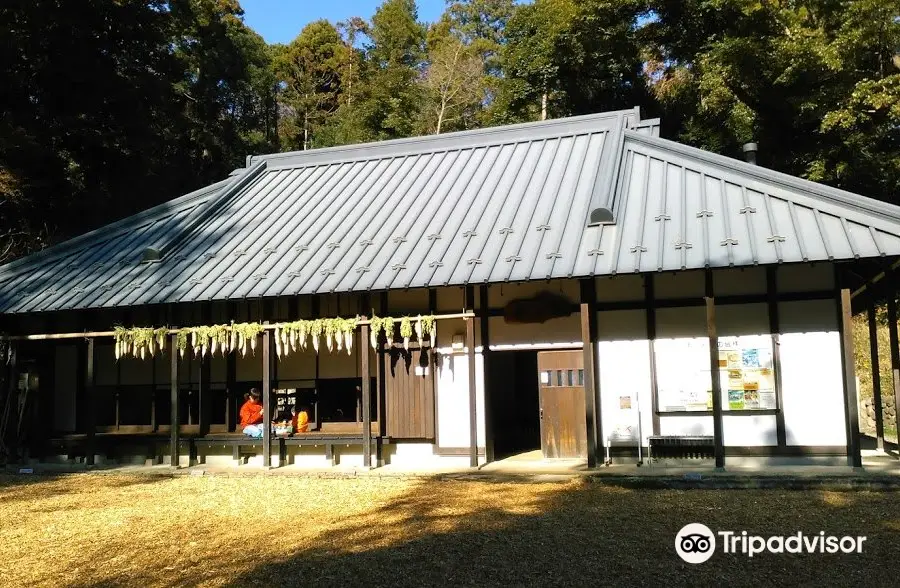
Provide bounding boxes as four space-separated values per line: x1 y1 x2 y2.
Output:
361 323 372 468
580 278 600 468
169 333 179 468
225 301 237 432
479 284 494 464
766 267 787 448
377 292 388 446
198 304 212 439
465 285 478 468
705 271 725 469
644 274 660 436
262 329 272 468
867 296 885 451
837 284 863 468
85 338 95 466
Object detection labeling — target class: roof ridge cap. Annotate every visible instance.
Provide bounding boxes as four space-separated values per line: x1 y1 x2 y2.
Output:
250 109 641 168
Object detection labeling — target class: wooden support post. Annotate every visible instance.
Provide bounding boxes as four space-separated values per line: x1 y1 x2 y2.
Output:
705 272 725 469
361 323 372 468
644 275 660 436
377 292 388 450
868 297 885 451
580 279 600 468
225 302 236 431
312 295 320 427
479 284 494 464
262 329 272 468
890 291 900 454
6 343 19 463
85 338 96 466
169 333 179 468
767 267 787 448
466 315 477 468
837 286 862 468
225 349 236 433
198 304 212 439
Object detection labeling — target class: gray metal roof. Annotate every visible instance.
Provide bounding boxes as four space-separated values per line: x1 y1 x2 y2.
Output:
1 108 899 314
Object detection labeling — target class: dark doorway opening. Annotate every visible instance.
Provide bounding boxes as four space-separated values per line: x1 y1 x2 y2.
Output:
489 350 541 459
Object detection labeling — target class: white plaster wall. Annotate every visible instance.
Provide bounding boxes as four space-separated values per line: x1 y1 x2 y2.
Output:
723 415 778 446
780 331 846 446
659 416 713 436
54 344 78 431
597 339 654 447
435 350 485 449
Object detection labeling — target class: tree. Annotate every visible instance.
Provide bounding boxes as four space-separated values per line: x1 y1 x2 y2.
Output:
0 0 185 257
169 0 278 175
495 0 648 123
0 0 278 262
275 20 349 150
444 0 514 75
644 0 900 201
419 20 485 134
357 0 427 140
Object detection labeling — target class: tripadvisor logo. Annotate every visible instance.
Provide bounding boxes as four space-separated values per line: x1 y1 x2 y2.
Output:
675 523 867 564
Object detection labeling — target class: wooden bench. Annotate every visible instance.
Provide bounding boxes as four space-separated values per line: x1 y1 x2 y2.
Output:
44 433 196 465
194 432 380 466
647 435 715 463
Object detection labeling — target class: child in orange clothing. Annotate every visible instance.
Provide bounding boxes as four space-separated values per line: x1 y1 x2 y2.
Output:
239 389 264 438
292 406 310 433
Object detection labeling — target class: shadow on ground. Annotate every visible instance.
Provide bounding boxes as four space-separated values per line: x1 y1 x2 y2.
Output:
1 473 898 587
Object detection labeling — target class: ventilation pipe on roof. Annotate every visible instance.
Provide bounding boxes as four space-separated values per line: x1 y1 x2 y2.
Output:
742 142 758 165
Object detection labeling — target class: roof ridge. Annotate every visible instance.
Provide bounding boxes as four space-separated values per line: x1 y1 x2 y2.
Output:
250 109 642 170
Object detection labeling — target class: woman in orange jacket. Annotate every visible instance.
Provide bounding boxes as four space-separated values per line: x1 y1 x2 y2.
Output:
239 389 264 438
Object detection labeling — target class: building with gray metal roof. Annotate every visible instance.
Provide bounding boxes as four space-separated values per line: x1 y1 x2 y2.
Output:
2 107 898 473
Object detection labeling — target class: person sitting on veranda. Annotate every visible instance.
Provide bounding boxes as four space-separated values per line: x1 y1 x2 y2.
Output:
239 389 264 438
292 405 310 433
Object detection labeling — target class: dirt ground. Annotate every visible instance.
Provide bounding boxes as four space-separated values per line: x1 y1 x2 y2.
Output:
1 473 898 587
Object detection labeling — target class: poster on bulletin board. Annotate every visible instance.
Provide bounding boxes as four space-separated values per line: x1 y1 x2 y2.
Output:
718 336 776 410
654 337 712 412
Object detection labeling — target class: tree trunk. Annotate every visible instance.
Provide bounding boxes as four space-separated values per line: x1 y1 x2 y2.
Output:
541 92 548 121
436 102 445 135
303 92 309 151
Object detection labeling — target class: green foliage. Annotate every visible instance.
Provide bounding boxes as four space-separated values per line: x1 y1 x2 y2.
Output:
4 0 899 266
643 0 900 201
0 0 277 263
493 0 650 123
274 20 350 150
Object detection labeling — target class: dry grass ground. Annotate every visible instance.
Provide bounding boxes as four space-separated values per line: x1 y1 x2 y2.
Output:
1 473 899 587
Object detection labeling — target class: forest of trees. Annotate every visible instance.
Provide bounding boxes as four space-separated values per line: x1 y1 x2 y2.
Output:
1 0 898 263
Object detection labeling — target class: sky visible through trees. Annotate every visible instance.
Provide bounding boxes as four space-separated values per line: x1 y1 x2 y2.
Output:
1 0 898 263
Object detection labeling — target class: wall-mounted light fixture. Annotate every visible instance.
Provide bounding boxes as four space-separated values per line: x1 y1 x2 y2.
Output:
451 334 465 350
